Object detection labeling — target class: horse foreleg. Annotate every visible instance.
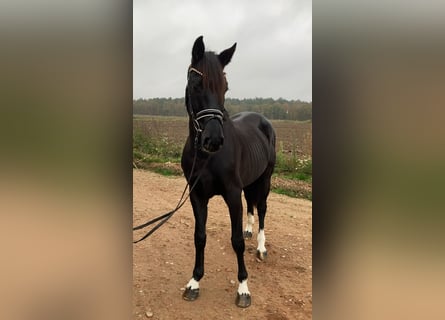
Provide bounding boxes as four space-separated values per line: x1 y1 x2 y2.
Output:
183 195 208 301
225 189 251 308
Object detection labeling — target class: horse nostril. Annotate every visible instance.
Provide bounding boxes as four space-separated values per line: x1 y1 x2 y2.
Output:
202 135 224 152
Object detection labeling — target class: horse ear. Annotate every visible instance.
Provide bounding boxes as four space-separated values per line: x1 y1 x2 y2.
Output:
218 42 237 67
192 35 205 64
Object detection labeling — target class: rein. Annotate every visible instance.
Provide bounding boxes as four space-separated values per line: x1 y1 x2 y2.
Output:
133 140 209 243
133 66 218 244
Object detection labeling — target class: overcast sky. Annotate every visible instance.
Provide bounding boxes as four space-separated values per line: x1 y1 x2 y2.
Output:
133 0 311 101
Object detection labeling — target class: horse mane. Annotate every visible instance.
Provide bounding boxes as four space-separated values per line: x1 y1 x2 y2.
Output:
195 52 228 104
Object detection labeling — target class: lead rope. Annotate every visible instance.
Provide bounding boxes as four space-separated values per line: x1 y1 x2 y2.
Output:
133 67 212 243
133 142 209 243
133 107 207 243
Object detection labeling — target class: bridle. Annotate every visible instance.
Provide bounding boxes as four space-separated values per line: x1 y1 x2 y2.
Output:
132 67 225 243
187 67 225 142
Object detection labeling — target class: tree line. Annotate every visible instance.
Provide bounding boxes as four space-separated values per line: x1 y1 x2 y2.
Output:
134 97 312 121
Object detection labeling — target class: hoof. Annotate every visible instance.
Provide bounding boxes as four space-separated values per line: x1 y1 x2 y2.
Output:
235 293 251 308
256 250 268 261
243 231 253 239
182 287 200 301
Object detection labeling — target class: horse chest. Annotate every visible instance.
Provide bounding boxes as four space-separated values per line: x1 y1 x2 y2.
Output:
195 170 227 198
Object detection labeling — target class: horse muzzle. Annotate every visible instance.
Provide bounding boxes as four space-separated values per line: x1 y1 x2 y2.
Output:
194 109 225 153
202 134 224 153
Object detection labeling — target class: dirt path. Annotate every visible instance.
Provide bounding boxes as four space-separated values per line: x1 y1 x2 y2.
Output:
133 169 312 320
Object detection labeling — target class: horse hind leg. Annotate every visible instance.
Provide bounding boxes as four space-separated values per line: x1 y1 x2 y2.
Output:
255 172 272 262
243 199 255 239
256 200 268 261
243 179 269 261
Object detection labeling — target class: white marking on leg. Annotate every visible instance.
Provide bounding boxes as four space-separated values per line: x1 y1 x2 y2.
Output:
245 213 254 233
257 229 266 253
186 278 199 290
237 279 250 295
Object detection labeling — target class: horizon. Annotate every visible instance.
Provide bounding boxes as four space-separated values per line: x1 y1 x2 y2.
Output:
134 1 311 101
133 96 312 104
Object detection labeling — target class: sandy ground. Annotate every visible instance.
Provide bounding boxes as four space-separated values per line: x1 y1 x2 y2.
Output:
133 169 312 320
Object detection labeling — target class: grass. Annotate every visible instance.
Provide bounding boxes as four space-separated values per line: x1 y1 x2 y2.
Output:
151 166 179 177
133 131 183 169
274 142 312 182
133 131 312 200
272 187 312 201
272 187 298 198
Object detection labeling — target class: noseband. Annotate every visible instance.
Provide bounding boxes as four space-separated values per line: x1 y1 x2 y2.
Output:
187 67 225 135
192 108 224 133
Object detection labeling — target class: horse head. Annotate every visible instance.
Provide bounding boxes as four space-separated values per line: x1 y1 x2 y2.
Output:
186 36 236 153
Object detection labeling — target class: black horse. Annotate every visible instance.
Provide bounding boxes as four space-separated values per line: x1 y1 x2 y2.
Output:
181 36 276 308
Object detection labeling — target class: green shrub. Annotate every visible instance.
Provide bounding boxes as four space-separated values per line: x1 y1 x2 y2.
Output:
133 131 182 165
275 148 312 182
